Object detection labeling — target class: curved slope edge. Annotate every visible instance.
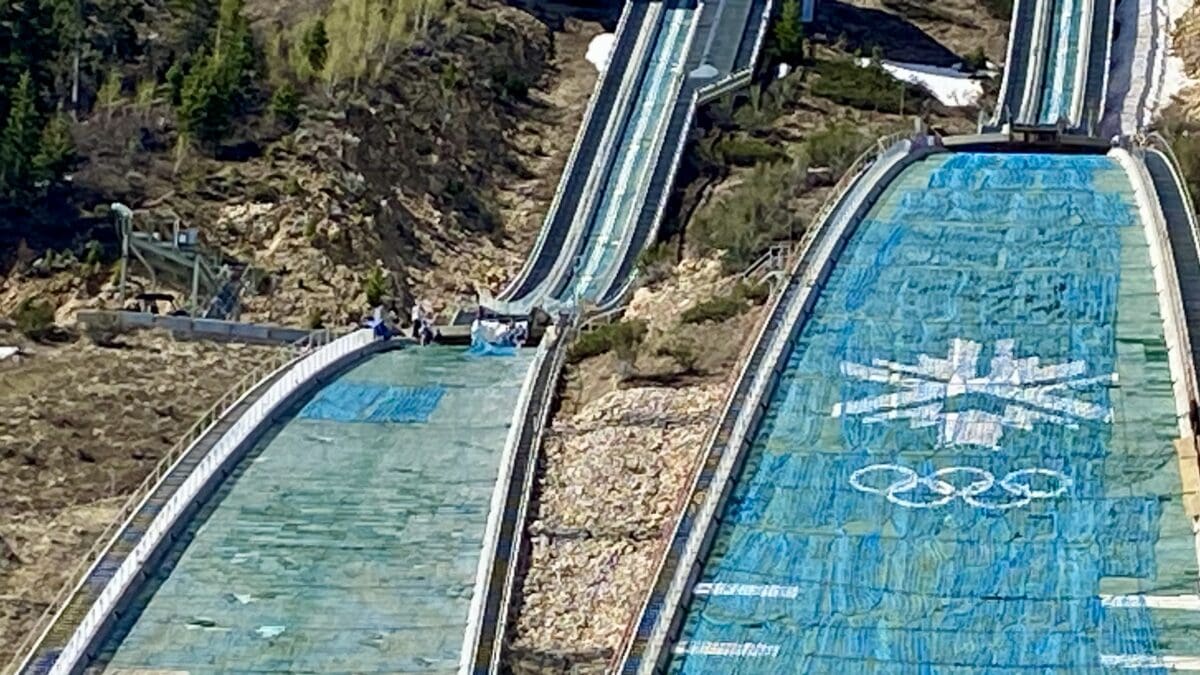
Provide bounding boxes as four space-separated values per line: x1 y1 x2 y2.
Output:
1141 144 1200 422
460 334 567 674
13 330 390 675
1111 147 1198 437
614 136 933 674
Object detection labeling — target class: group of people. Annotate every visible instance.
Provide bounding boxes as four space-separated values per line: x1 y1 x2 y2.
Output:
469 316 529 353
410 301 440 345
362 300 440 345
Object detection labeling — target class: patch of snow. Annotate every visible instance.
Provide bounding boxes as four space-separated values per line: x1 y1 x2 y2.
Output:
586 33 616 74
0 347 17 362
855 58 984 107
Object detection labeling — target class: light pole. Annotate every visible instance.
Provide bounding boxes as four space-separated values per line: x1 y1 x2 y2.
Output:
112 202 134 307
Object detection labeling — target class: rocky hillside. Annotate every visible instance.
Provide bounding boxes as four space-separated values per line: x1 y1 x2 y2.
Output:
1 0 601 327
1175 0 1200 120
0 330 282 665
508 259 762 673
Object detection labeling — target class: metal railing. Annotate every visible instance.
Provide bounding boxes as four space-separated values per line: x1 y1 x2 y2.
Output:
460 335 555 670
7 327 353 675
463 329 569 674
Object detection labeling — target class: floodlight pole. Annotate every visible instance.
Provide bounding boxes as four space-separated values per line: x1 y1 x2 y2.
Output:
112 202 134 307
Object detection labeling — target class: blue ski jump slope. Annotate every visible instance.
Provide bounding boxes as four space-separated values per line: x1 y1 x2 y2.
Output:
558 1 695 304
669 152 1200 672
93 347 534 673
1038 0 1086 124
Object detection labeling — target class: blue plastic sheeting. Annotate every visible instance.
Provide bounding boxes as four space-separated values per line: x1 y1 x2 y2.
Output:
299 382 447 424
669 153 1200 673
95 347 535 673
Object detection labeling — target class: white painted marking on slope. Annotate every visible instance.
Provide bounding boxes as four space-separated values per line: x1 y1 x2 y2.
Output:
1101 654 1200 670
693 583 801 598
673 641 780 657
1101 594 1200 610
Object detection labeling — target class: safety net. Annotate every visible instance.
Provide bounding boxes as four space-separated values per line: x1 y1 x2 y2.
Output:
96 346 534 673
669 152 1200 673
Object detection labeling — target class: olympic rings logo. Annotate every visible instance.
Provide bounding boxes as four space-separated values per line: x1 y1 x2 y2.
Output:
848 464 1072 510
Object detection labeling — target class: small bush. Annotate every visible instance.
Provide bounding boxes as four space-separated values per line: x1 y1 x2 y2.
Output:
689 160 808 270
771 0 805 63
492 68 531 101
568 319 648 364
811 58 928 114
363 265 387 306
739 280 771 305
717 134 789 167
961 47 989 73
682 294 746 324
636 242 676 287
1171 131 1200 208
656 335 701 374
269 83 301 130
304 307 325 329
13 298 55 339
681 281 770 325
301 19 329 73
981 0 1014 19
804 122 871 175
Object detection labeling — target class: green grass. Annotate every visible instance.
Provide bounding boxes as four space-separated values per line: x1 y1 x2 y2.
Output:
811 58 929 114
568 319 648 364
680 281 771 325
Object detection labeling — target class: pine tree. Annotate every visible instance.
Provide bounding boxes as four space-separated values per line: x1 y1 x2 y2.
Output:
301 19 329 74
773 0 805 64
0 72 43 198
178 52 230 144
33 112 75 182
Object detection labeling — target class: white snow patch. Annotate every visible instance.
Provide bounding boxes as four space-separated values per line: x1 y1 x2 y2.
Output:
855 58 984 107
586 33 616 74
0 346 18 362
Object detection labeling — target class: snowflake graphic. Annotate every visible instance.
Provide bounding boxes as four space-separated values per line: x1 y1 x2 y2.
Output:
831 338 1117 447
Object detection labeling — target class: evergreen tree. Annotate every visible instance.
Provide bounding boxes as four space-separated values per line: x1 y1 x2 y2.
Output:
301 19 329 74
33 112 76 182
0 0 57 119
0 72 44 198
178 51 231 144
773 0 805 64
174 0 258 147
